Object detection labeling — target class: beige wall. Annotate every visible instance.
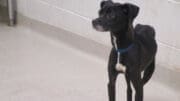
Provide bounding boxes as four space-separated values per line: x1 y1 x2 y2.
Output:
15 0 180 71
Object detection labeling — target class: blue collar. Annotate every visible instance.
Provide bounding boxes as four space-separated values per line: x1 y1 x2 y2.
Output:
116 44 134 53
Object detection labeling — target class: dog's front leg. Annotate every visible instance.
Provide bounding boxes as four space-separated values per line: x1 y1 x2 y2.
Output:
108 48 118 101
125 73 132 101
108 72 118 101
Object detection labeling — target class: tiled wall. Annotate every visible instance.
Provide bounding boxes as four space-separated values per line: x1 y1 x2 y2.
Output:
9 0 180 71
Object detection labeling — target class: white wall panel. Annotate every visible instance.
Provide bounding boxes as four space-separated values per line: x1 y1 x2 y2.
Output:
15 0 180 70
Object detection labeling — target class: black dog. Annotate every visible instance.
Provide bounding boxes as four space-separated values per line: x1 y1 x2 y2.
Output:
92 1 157 101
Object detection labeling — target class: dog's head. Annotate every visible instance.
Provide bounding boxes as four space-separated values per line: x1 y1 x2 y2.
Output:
92 0 139 33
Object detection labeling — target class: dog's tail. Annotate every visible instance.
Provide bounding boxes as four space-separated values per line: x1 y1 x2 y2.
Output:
142 59 155 85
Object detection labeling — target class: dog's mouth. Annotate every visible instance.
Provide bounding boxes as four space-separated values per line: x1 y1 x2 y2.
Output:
93 25 107 32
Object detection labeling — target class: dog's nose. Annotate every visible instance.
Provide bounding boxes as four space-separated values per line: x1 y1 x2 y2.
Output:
92 19 100 27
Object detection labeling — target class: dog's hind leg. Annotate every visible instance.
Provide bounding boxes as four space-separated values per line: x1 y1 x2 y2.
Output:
130 71 143 101
125 73 132 101
142 59 155 85
131 73 143 101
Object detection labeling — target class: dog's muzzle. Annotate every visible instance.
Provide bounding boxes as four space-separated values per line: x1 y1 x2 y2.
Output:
92 19 107 32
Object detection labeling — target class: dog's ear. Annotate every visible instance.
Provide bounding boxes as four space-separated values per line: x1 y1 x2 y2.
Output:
101 0 113 8
123 3 139 22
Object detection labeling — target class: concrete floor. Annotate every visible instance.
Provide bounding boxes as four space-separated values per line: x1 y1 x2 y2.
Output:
0 22 179 101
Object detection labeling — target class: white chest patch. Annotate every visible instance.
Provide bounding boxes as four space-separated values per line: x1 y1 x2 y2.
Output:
112 35 126 73
115 63 126 72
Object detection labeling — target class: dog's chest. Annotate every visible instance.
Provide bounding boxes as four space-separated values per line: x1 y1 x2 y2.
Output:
112 35 126 73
